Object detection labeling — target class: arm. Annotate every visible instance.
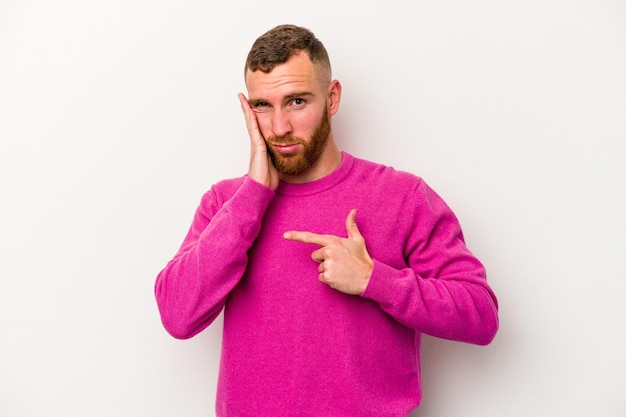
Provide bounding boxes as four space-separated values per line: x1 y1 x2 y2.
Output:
154 179 274 339
361 180 498 345
155 93 278 339
285 181 498 345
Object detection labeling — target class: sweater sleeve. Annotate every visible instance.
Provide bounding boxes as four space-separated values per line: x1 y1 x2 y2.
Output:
154 177 275 339
360 179 499 345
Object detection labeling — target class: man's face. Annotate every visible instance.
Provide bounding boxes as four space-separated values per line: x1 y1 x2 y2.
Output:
245 52 331 176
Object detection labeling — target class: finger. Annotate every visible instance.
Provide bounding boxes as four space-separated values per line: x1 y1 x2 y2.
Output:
345 209 364 241
238 93 253 123
317 262 325 273
237 92 249 110
311 247 326 263
238 94 254 132
283 231 336 247
238 93 264 143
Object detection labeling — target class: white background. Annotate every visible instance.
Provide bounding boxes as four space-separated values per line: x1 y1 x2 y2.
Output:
1 1 625 416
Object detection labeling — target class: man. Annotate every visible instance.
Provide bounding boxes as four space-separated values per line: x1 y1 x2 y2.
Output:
155 24 498 416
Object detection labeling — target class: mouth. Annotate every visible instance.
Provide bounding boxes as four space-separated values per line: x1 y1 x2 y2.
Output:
270 143 301 155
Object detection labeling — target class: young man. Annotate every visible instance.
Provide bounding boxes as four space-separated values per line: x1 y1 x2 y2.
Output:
155 24 498 416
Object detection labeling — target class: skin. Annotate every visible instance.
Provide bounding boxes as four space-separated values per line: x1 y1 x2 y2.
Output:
238 51 373 295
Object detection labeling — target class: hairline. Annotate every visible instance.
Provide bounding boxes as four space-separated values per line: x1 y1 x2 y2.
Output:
245 50 331 88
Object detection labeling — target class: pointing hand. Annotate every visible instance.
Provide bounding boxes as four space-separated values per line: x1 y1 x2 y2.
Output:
283 209 373 295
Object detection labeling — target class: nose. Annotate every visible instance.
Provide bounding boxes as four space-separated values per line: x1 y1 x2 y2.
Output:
271 109 292 138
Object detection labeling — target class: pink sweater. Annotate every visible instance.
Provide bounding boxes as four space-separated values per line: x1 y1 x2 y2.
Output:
155 152 498 416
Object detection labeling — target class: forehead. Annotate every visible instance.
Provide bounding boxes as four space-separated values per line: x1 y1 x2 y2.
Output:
245 51 321 100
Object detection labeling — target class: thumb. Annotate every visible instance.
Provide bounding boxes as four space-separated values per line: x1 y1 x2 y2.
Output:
345 209 364 241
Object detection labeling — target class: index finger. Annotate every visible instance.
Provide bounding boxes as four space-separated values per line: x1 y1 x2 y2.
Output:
238 93 264 143
238 92 251 110
283 231 336 247
238 93 255 125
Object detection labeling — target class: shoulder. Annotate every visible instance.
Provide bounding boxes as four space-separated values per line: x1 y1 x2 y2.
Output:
199 176 247 207
348 153 425 189
347 153 452 212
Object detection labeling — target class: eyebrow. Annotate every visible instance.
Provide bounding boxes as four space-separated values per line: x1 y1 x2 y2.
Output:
285 91 314 100
248 91 314 107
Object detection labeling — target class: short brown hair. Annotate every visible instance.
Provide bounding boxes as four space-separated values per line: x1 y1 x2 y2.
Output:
245 24 331 83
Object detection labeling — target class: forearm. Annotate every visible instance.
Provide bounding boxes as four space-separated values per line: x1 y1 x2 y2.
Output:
357 177 499 344
155 177 274 339
362 259 498 345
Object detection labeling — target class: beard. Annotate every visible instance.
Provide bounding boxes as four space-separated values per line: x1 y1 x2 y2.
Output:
265 106 331 176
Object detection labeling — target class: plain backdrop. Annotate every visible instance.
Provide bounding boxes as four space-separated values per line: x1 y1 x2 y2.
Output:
1 1 625 416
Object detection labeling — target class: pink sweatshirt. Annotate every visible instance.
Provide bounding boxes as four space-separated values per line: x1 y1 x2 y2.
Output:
155 152 498 416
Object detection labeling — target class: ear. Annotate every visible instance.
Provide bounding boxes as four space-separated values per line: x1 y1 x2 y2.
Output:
327 79 342 116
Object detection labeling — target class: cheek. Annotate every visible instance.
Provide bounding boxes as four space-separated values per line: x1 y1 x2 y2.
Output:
292 111 321 134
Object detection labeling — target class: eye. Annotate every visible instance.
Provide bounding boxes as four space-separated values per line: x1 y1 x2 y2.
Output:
290 98 306 107
252 101 270 113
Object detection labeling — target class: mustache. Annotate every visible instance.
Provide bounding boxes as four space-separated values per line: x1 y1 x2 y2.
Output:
266 136 305 145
